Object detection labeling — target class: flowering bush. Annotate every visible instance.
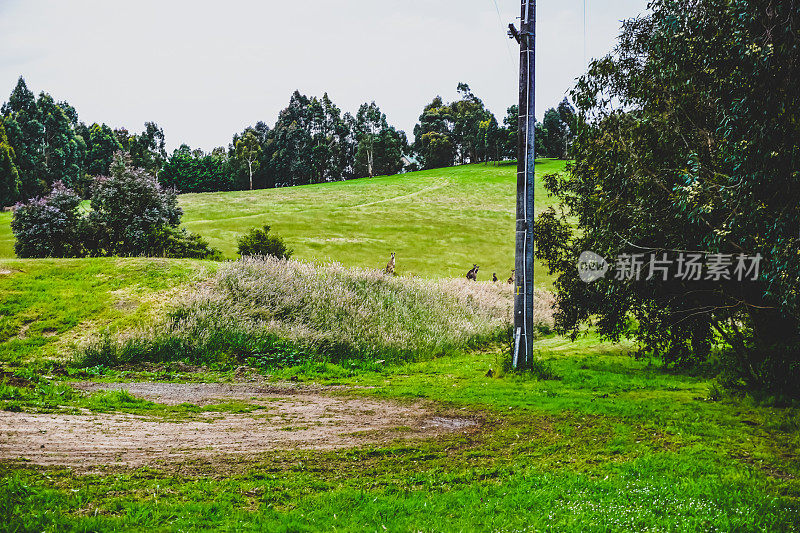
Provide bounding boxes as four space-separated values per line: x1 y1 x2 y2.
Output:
11 153 220 259
86 155 182 256
11 182 85 258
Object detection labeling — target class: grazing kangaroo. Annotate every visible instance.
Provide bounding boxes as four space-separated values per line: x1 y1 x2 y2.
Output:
385 253 396 275
466 264 479 281
507 269 515 284
492 272 498 282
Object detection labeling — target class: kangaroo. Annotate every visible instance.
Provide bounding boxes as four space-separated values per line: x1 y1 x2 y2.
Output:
385 252 396 275
466 264 479 281
507 269 515 284
492 272 498 282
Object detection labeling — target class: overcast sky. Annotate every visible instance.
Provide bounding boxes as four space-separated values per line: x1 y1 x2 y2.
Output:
0 0 648 152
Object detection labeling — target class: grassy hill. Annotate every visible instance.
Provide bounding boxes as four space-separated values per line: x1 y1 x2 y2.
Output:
0 160 566 285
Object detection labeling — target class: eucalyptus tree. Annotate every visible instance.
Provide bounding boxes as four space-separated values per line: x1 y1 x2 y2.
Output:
78 122 123 176
0 120 21 206
235 129 262 190
128 122 167 177
413 96 454 169
354 102 384 178
413 84 498 167
1 77 86 197
535 0 800 397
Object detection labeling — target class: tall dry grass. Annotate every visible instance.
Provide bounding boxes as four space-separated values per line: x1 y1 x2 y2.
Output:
79 257 555 368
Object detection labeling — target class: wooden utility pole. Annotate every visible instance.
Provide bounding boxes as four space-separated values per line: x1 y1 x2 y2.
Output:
509 0 535 368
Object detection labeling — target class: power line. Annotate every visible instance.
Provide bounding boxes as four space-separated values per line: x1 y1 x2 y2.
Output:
491 0 515 65
584 0 588 68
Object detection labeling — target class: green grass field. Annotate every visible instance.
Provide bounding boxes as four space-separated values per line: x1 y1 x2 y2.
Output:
0 160 565 285
1 161 798 531
1 324 798 530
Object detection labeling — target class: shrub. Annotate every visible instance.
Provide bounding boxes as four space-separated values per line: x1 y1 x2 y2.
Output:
236 225 293 259
87 154 182 256
714 342 800 404
145 226 222 260
11 182 85 258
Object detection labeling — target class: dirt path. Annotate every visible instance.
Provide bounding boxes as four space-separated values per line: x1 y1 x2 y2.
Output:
0 381 477 470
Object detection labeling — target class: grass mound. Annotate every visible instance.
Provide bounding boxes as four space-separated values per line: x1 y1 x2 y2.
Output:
77 257 555 370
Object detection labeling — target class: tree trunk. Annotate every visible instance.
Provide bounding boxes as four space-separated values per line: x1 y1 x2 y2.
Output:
248 161 253 190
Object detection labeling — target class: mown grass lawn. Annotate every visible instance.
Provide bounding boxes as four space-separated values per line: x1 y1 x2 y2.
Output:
178 160 561 284
0 161 564 285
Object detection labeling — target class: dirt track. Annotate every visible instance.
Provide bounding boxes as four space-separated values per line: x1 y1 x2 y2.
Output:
0 381 477 470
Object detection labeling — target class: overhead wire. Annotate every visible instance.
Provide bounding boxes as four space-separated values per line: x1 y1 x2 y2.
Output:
490 0 515 66
584 0 588 69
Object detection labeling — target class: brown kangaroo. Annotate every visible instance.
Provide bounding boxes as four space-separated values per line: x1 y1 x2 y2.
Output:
492 272 498 282
385 253 396 275
466 264 479 281
507 269 515 284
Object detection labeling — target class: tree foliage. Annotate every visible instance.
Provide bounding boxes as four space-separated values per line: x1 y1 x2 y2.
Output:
412 83 554 168
1 77 86 198
535 0 800 398
87 154 181 256
160 146 233 193
234 130 262 190
125 122 167 177
413 96 455 169
0 119 21 207
236 225 293 259
353 102 405 178
412 85 500 168
77 122 123 177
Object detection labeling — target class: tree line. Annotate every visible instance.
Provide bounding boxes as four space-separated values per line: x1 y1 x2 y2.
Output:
0 77 576 203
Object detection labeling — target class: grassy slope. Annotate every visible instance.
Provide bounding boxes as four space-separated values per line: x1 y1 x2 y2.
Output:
0 261 797 530
0 210 9 258
0 161 562 285
0 257 215 364
0 161 562 363
179 160 562 284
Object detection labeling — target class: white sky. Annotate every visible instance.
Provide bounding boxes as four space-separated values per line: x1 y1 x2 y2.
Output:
0 0 648 152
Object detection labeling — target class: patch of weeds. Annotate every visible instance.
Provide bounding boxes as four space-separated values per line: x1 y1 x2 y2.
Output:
522 355 560 381
81 390 155 412
245 338 312 369
0 377 80 412
0 369 34 388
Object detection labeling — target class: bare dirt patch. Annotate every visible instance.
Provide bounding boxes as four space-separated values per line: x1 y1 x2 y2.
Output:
0 381 478 471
